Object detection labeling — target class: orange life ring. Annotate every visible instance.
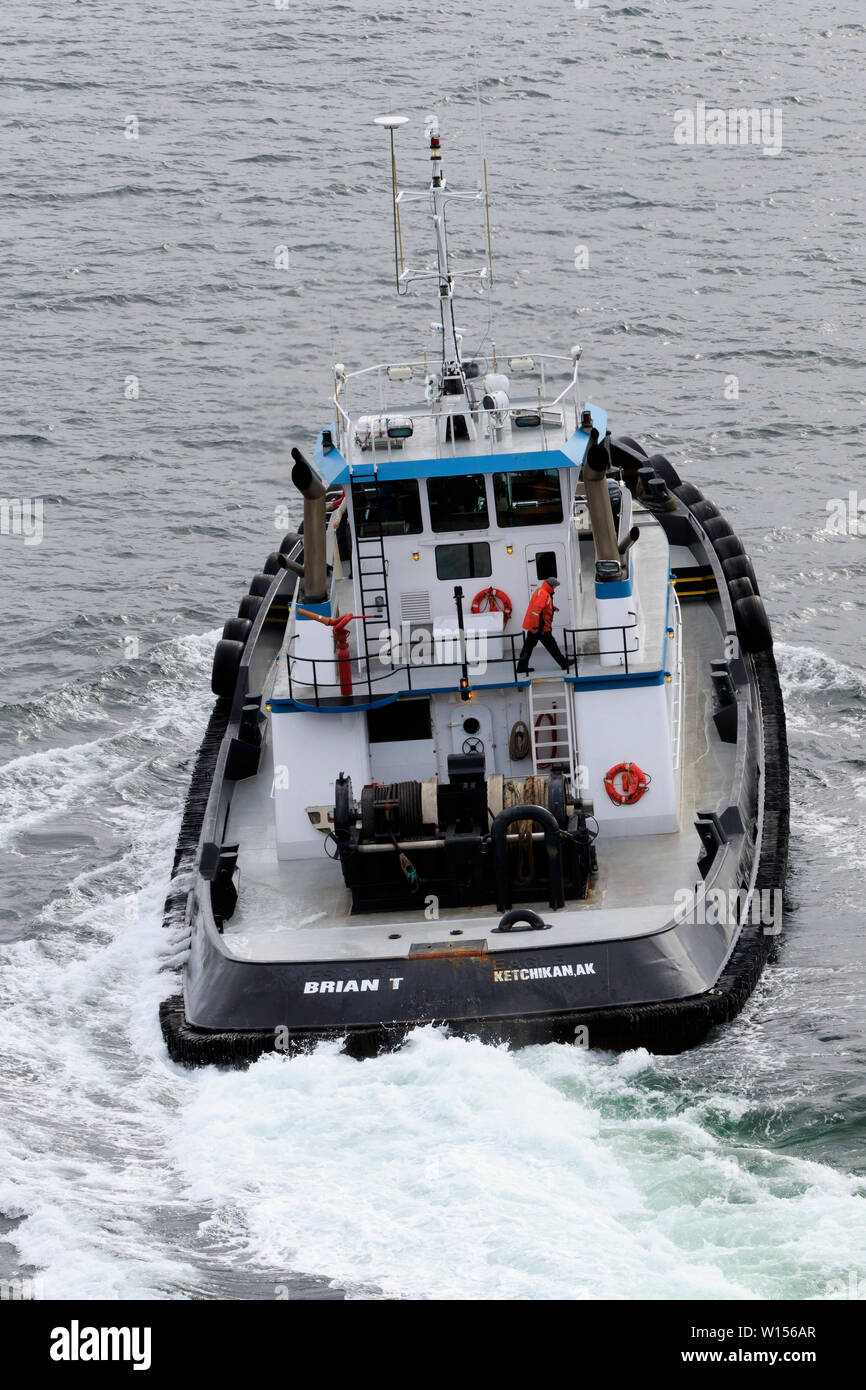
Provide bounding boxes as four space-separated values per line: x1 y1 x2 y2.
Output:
471 586 512 622
604 762 650 806
534 712 558 768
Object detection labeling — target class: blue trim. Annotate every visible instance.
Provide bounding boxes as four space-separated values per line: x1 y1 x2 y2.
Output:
577 404 608 442
269 663 666 713
566 669 666 691
314 427 346 484
272 693 403 715
296 600 331 620
270 676 532 715
595 578 633 600
314 404 608 486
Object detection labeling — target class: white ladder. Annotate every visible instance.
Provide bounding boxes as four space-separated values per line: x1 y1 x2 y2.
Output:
528 677 577 786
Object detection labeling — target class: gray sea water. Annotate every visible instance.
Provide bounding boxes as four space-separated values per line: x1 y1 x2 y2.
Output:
1 0 865 1300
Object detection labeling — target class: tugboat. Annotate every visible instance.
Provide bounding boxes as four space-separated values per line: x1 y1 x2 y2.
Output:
160 118 789 1066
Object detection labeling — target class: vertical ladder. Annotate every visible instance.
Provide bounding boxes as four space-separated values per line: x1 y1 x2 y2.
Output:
349 459 392 658
528 677 577 787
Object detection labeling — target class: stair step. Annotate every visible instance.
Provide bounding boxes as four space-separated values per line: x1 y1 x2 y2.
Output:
528 677 577 783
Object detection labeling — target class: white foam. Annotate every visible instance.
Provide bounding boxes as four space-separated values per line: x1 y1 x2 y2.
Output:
2 631 865 1301
776 641 866 714
161 1031 866 1301
774 642 866 863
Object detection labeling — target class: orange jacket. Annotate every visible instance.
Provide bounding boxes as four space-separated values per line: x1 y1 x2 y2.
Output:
522 581 556 633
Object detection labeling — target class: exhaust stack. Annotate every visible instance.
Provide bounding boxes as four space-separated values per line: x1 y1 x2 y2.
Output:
582 428 640 667
582 428 622 578
618 525 640 558
290 447 328 604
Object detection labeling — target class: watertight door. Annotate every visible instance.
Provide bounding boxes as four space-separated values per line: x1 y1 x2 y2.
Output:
525 542 566 605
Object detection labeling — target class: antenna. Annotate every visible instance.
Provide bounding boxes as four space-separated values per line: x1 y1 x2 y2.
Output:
374 115 409 294
373 115 489 427
471 25 495 289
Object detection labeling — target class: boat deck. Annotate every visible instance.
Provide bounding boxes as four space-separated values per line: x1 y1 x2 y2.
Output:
223 599 733 963
339 403 578 467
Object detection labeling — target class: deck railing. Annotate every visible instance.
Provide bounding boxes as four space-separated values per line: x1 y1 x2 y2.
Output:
331 353 582 467
283 614 639 710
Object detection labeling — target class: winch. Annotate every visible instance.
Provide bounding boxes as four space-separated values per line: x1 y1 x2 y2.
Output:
328 754 596 914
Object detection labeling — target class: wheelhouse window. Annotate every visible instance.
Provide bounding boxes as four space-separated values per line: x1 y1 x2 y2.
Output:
351 478 423 537
427 473 489 532
434 542 492 581
493 468 563 527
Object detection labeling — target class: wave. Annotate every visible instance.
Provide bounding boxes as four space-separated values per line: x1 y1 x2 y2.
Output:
0 632 863 1300
0 633 218 848
775 643 866 723
160 1030 866 1301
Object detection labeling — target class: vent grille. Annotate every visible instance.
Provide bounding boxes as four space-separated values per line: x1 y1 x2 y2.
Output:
401 590 432 623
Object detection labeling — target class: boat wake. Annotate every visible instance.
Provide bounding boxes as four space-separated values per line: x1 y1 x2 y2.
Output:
0 634 864 1300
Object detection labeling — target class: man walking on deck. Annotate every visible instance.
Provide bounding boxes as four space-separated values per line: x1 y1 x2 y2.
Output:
516 577 571 674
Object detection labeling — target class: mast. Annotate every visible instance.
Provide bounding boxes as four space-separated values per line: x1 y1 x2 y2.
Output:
426 119 474 439
428 122 462 375
375 114 488 443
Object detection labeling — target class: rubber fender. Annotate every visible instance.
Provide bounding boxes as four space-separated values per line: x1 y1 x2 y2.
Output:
715 535 745 563
647 453 682 490
674 483 703 506
727 577 754 604
723 554 760 595
691 500 720 523
211 638 244 697
238 594 263 621
222 617 252 644
734 595 773 654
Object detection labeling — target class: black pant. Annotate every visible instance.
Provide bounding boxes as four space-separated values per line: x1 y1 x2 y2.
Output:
517 627 569 673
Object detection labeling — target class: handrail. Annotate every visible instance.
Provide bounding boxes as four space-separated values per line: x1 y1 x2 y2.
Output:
283 617 640 708
332 396 580 470
340 352 576 385
335 376 579 423
331 354 582 469
669 586 684 769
